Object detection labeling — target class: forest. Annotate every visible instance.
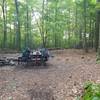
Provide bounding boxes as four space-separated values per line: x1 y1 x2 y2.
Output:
0 0 100 100
0 0 99 51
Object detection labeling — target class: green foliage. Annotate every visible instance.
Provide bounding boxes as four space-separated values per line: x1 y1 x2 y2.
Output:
96 2 100 9
0 0 97 50
81 82 100 100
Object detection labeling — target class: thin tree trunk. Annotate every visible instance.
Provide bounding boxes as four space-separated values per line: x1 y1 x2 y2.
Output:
14 0 21 50
68 9 71 47
98 23 100 55
44 0 49 48
83 0 88 52
26 2 29 47
41 0 45 48
89 14 92 48
95 10 99 51
54 0 58 48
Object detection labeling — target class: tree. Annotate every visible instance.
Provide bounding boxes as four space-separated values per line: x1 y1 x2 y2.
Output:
0 0 97 50
96 0 100 60
1 0 7 48
83 0 88 52
14 0 21 50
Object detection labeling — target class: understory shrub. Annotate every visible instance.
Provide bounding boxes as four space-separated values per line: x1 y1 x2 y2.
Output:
80 82 100 100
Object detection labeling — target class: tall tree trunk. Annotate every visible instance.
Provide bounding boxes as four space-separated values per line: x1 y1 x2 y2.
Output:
83 0 88 52
2 0 7 49
79 27 83 48
14 0 21 50
68 9 71 47
89 14 92 48
97 0 100 60
10 23 13 48
29 9 32 48
26 2 29 48
75 1 78 46
95 10 100 51
41 0 46 48
98 22 100 56
54 0 58 48
91 20 95 48
44 0 49 48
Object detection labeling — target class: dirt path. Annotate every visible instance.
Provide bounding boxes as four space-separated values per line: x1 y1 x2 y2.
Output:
0 49 100 100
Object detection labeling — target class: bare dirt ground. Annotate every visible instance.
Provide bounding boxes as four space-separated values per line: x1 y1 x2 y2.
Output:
0 49 100 100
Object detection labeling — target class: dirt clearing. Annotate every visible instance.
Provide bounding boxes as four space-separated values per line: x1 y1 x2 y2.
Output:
0 49 100 100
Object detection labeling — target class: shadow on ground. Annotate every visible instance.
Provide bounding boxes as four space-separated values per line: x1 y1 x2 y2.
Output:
28 85 55 100
14 63 53 70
